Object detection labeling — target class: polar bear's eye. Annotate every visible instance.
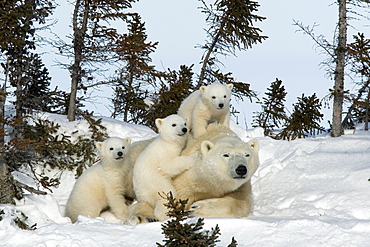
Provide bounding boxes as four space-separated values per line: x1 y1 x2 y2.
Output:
110 147 114 151
172 124 177 127
122 146 125 149
223 95 227 98
245 153 250 157
184 123 187 126
212 96 216 99
223 154 229 157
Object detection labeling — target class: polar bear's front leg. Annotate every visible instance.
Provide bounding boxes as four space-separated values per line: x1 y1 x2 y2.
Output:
105 178 129 219
191 111 209 138
107 194 128 219
106 192 129 219
188 182 253 218
159 155 197 178
123 202 157 225
154 198 171 221
188 197 252 218
218 111 230 128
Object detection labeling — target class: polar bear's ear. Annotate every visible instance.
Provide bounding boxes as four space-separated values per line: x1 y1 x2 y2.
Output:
201 140 214 156
155 118 163 128
200 86 207 94
96 142 103 151
247 139 259 152
124 138 131 145
227 83 233 91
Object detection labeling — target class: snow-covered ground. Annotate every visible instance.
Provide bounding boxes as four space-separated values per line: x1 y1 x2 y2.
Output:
1 113 370 246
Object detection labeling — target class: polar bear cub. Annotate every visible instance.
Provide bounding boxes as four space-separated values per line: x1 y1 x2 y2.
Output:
65 137 132 223
133 114 195 221
178 83 233 138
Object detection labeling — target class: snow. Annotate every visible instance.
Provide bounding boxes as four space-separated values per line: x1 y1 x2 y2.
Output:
1 113 370 246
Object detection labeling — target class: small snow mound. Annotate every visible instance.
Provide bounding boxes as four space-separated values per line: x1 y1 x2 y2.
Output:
229 119 265 140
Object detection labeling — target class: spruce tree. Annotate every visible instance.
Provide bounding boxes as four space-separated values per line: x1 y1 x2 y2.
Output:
144 65 194 130
198 0 267 87
196 0 266 107
111 13 158 124
62 0 137 121
156 192 220 247
343 33 370 130
253 78 288 136
157 192 237 247
294 1 370 136
0 0 54 204
277 93 325 140
10 53 61 114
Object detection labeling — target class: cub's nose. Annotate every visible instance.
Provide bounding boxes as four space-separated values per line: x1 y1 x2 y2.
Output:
219 103 224 108
235 165 247 176
182 128 188 133
117 151 123 157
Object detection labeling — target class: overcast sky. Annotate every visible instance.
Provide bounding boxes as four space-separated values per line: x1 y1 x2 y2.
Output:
45 0 369 128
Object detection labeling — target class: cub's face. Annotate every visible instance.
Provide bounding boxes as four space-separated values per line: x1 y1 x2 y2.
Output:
200 139 259 188
155 114 188 139
96 137 131 161
200 83 233 111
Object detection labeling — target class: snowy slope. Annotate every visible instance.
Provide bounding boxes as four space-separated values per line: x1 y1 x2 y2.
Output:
1 113 370 247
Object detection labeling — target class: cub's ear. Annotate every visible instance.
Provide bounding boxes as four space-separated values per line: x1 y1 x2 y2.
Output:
155 118 163 128
247 139 259 152
96 142 103 151
124 137 131 145
200 86 207 94
201 140 214 156
227 83 233 91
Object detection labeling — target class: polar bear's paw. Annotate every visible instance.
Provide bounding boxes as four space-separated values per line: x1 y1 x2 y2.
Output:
188 198 229 218
122 215 158 225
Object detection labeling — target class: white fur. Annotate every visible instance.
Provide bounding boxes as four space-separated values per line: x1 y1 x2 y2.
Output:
128 124 260 222
178 83 233 138
65 137 132 223
133 114 195 221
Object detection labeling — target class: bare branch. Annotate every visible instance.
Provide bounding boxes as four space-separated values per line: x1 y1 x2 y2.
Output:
293 19 335 59
13 180 47 196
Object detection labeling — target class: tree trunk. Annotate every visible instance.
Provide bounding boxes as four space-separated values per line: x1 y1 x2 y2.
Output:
197 31 220 88
365 89 370 131
0 80 16 204
331 0 347 137
0 158 16 205
68 0 89 121
197 20 225 89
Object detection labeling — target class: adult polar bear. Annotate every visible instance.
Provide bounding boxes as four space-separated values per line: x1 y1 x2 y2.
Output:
178 83 233 138
128 123 260 221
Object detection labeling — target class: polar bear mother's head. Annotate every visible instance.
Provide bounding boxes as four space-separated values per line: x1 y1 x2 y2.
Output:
198 138 259 191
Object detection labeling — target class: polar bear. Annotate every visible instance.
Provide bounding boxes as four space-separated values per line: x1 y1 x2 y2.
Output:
128 124 260 222
133 114 196 221
65 137 132 223
177 83 233 138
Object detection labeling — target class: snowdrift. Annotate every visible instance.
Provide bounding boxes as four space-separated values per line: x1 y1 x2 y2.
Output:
1 113 370 246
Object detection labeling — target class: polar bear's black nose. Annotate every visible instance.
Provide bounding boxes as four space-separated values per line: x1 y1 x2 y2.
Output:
235 165 247 176
219 103 224 108
182 128 187 133
117 151 123 157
